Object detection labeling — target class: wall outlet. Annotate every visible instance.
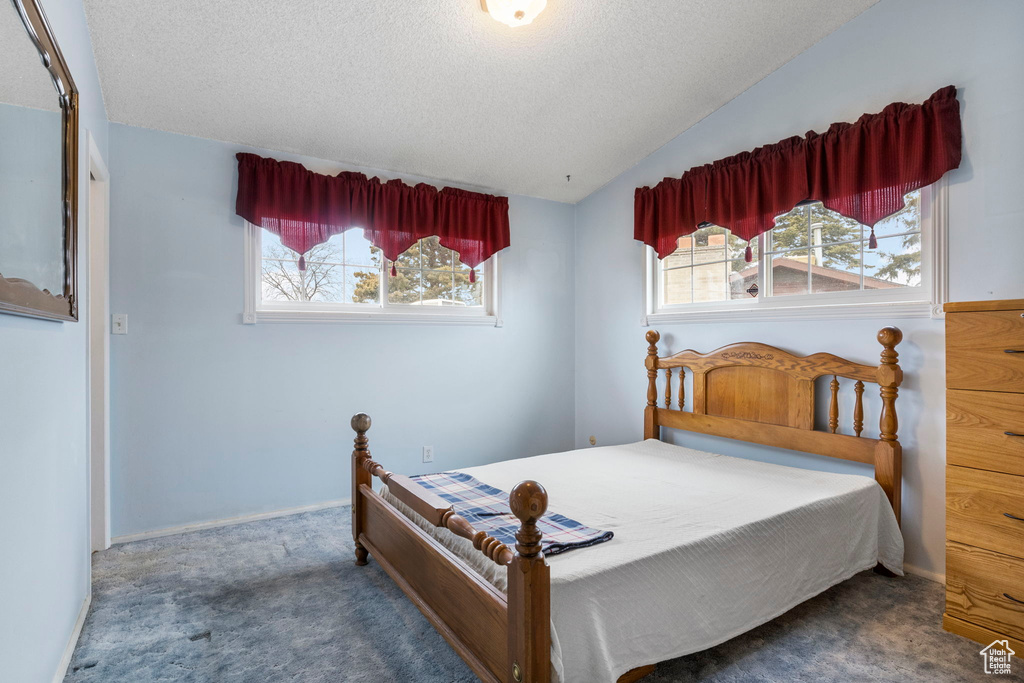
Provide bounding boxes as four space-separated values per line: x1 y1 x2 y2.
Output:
112 314 128 335
422 446 434 463
589 436 597 446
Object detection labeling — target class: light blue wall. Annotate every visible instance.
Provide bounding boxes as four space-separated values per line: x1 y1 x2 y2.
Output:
0 0 108 681
108 125 576 537
573 0 1024 579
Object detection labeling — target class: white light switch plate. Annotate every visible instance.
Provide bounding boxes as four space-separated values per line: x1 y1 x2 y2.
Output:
422 446 434 463
112 314 128 335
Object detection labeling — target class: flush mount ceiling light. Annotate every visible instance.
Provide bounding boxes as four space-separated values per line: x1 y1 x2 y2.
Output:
481 0 547 28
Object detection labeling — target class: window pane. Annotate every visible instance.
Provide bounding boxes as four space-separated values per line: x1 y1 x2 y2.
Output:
454 273 482 306
692 262 728 302
770 251 810 297
344 230 377 267
261 256 300 301
691 225 729 260
420 236 454 270
303 234 345 265
873 190 921 239
809 204 863 246
866 235 922 287
454 268 482 306
692 224 728 249
662 265 693 305
302 262 346 302
347 266 380 304
420 269 456 305
394 241 421 269
729 260 758 299
771 207 810 250
261 256 345 302
389 268 422 304
728 233 757 262
812 242 863 293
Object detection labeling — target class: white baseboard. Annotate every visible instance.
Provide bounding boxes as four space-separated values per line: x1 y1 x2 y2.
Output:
904 562 944 584
111 498 351 545
53 594 91 683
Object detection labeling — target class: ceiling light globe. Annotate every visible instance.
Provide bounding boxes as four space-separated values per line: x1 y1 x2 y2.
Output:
482 0 547 28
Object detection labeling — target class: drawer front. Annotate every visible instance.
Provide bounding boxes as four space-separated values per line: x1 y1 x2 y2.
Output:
946 541 1024 639
948 389 1024 476
948 466 1024 559
947 310 1024 392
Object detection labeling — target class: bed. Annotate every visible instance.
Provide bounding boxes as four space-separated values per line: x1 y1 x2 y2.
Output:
349 327 906 683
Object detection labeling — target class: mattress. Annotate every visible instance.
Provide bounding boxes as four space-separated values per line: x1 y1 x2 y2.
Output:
380 439 904 683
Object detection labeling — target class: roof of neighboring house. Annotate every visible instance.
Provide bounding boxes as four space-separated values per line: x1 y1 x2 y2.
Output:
733 257 903 289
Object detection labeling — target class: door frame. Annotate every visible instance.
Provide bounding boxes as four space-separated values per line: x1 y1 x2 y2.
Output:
87 131 110 551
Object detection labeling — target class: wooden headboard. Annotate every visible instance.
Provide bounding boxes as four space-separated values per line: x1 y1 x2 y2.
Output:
643 327 903 524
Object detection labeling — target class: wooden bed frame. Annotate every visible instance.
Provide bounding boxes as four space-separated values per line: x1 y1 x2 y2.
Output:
349 327 904 683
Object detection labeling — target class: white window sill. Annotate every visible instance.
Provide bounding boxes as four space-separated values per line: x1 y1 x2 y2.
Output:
245 308 502 326
644 299 942 325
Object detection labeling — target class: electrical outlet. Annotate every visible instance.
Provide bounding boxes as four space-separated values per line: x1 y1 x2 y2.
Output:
112 314 128 335
422 446 434 463
589 436 597 446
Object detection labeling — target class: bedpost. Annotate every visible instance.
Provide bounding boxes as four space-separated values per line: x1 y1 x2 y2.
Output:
645 330 660 440
351 413 372 566
507 480 551 683
874 328 903 526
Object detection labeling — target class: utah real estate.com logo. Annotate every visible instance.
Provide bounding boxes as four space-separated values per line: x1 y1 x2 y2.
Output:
980 640 1014 675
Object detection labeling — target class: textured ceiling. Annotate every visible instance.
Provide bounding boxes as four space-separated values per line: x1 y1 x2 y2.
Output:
83 0 876 203
2 0 61 111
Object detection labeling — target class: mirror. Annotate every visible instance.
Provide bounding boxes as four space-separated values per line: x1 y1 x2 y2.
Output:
0 0 79 321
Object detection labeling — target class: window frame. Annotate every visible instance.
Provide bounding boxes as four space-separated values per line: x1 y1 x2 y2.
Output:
243 223 502 326
642 178 948 324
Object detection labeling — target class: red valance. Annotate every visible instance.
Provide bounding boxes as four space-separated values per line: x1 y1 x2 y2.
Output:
635 86 962 260
235 153 511 280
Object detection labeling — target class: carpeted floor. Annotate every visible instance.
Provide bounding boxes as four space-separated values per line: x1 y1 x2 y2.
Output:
65 507 1017 682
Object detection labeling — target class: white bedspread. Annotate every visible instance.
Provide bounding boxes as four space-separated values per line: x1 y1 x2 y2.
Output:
381 439 903 683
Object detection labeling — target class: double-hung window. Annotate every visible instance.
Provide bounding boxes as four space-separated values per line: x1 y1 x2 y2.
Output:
244 225 500 325
644 181 947 323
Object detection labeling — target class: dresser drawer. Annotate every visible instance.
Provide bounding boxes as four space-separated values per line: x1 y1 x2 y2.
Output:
947 310 1024 392
948 389 1024 476
946 541 1024 640
948 466 1024 559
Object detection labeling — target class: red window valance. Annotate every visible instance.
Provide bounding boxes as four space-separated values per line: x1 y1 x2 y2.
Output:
235 153 511 281
635 86 962 260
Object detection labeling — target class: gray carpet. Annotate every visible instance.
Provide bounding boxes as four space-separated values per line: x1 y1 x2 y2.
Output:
65 507 1018 682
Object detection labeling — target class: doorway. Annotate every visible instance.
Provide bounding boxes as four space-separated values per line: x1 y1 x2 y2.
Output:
88 132 110 551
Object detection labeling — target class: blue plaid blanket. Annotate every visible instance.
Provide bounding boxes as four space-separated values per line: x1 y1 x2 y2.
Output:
410 471 613 556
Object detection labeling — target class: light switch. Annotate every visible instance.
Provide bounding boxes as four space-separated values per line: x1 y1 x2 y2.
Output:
112 314 128 335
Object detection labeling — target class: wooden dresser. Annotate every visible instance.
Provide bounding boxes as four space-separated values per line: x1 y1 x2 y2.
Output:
944 299 1024 651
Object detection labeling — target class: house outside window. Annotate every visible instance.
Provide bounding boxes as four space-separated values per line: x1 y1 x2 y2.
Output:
644 182 947 323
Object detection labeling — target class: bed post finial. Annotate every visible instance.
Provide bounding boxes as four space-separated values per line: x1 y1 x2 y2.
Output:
351 413 372 566
875 327 903 526
508 480 551 683
645 331 661 440
510 480 548 557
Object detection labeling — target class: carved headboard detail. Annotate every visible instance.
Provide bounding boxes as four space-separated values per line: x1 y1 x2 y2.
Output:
643 328 903 524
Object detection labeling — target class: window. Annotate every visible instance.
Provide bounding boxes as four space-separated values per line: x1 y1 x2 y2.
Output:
645 182 947 323
245 226 500 325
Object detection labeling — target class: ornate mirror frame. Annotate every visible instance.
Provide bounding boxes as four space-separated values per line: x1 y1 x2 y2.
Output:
1 0 79 321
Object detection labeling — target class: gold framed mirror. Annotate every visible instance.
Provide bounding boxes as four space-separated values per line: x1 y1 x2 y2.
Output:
0 0 79 321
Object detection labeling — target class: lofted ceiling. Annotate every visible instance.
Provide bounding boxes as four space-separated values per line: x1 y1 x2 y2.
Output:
82 0 877 203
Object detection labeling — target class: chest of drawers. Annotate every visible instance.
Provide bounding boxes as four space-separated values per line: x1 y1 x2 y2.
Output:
944 299 1024 652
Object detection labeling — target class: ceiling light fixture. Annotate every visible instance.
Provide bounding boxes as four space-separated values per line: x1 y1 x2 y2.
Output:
480 0 547 28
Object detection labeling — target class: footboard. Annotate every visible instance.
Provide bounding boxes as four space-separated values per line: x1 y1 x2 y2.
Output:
349 414 550 683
